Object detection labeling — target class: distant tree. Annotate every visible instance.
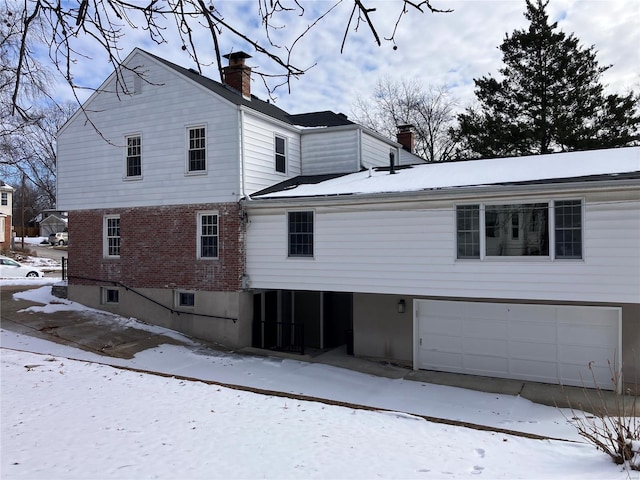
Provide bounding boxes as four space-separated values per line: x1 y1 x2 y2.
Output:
5 0 451 116
453 0 640 159
0 102 75 210
352 77 458 162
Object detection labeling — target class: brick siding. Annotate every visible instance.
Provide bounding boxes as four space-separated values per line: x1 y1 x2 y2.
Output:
68 203 244 291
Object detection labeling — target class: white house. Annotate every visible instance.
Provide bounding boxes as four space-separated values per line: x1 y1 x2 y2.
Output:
57 47 639 393
56 48 421 353
246 148 640 392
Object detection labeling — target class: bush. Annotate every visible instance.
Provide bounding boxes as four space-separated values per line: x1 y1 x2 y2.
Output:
567 361 639 470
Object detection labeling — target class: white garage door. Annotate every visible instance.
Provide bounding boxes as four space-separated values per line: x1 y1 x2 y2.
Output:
414 300 621 390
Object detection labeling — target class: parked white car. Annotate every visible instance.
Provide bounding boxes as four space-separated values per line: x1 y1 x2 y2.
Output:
0 256 44 278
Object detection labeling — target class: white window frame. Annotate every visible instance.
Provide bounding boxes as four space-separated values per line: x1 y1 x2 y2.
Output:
1 192 7 206
186 125 207 174
455 199 584 261
124 133 142 180
197 211 219 259
275 134 287 174
103 214 121 258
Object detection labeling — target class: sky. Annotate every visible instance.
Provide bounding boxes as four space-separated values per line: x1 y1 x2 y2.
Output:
2 275 639 479
48 0 640 117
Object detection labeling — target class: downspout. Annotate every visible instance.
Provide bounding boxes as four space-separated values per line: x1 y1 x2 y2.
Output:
239 107 249 202
237 107 251 291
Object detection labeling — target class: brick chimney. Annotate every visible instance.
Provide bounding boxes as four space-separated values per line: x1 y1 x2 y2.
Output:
222 51 252 99
396 124 414 153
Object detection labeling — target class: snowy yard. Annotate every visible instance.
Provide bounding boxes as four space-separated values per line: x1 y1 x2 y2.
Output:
1 276 638 479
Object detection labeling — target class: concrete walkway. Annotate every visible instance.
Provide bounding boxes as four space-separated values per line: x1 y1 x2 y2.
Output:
2 284 637 417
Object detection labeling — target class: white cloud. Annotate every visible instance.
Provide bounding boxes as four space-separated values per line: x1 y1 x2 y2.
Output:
47 0 639 116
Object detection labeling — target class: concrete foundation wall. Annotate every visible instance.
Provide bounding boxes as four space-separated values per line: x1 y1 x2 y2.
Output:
69 285 253 349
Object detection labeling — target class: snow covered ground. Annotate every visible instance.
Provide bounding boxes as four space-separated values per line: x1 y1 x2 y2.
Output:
1 278 638 479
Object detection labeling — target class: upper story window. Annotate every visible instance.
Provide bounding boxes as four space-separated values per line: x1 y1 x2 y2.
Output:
125 135 142 178
104 215 121 258
187 126 206 172
197 211 218 259
275 135 287 173
456 200 582 260
1 192 7 206
554 200 582 259
288 211 314 258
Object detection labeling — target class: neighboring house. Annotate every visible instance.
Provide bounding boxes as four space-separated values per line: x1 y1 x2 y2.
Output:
57 47 639 393
246 148 640 393
0 181 14 249
36 210 68 237
56 48 421 354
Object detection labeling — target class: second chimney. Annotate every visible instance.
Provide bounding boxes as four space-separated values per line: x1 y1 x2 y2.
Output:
223 51 252 99
397 124 414 153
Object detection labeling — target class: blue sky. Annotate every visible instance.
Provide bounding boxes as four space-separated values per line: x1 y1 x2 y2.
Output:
51 0 640 116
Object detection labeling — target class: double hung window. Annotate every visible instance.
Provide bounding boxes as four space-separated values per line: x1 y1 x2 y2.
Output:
125 135 141 178
275 135 287 173
197 212 218 259
188 126 206 172
104 215 121 258
288 211 314 257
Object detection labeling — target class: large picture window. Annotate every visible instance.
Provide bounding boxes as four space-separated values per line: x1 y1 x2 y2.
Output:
197 212 218 259
187 126 206 172
104 215 121 258
288 211 314 257
456 200 582 260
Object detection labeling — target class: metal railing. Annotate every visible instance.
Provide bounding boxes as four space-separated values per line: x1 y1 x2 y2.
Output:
253 321 305 355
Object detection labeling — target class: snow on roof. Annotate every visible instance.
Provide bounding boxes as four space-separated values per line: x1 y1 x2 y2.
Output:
255 147 640 199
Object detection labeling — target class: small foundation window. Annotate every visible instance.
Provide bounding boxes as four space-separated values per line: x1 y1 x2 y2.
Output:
175 291 195 308
101 288 120 304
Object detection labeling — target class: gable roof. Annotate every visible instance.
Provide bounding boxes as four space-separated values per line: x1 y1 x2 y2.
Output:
251 147 640 199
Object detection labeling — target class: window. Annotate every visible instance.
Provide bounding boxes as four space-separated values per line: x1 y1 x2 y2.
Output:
187 126 206 172
275 135 287 173
125 135 141 178
484 204 549 257
1 192 7 205
456 201 581 260
456 205 480 259
104 215 121 257
555 200 582 259
288 211 314 257
197 212 218 259
101 288 119 304
175 291 195 308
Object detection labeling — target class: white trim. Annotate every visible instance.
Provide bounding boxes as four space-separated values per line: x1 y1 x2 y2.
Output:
274 133 287 174
185 124 208 175
103 214 121 258
123 132 143 180
196 210 219 260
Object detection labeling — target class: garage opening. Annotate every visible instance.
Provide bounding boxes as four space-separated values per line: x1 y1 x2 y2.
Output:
414 300 621 391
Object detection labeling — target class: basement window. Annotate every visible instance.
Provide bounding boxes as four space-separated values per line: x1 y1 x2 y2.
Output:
175 291 195 308
101 288 119 304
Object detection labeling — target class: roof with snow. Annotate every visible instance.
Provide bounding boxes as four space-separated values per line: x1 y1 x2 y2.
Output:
252 147 640 199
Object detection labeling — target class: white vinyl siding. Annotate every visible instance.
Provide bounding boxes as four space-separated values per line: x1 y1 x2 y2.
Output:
246 192 640 304
360 131 397 169
300 129 359 175
242 112 301 194
57 51 240 210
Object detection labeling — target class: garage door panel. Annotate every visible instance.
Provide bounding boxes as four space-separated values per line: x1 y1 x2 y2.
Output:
510 359 558 380
423 335 461 353
510 341 556 361
509 322 557 343
463 354 508 375
463 337 507 356
463 319 507 339
416 300 620 390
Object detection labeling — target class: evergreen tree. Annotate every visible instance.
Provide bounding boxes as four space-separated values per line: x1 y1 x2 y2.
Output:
454 0 640 158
